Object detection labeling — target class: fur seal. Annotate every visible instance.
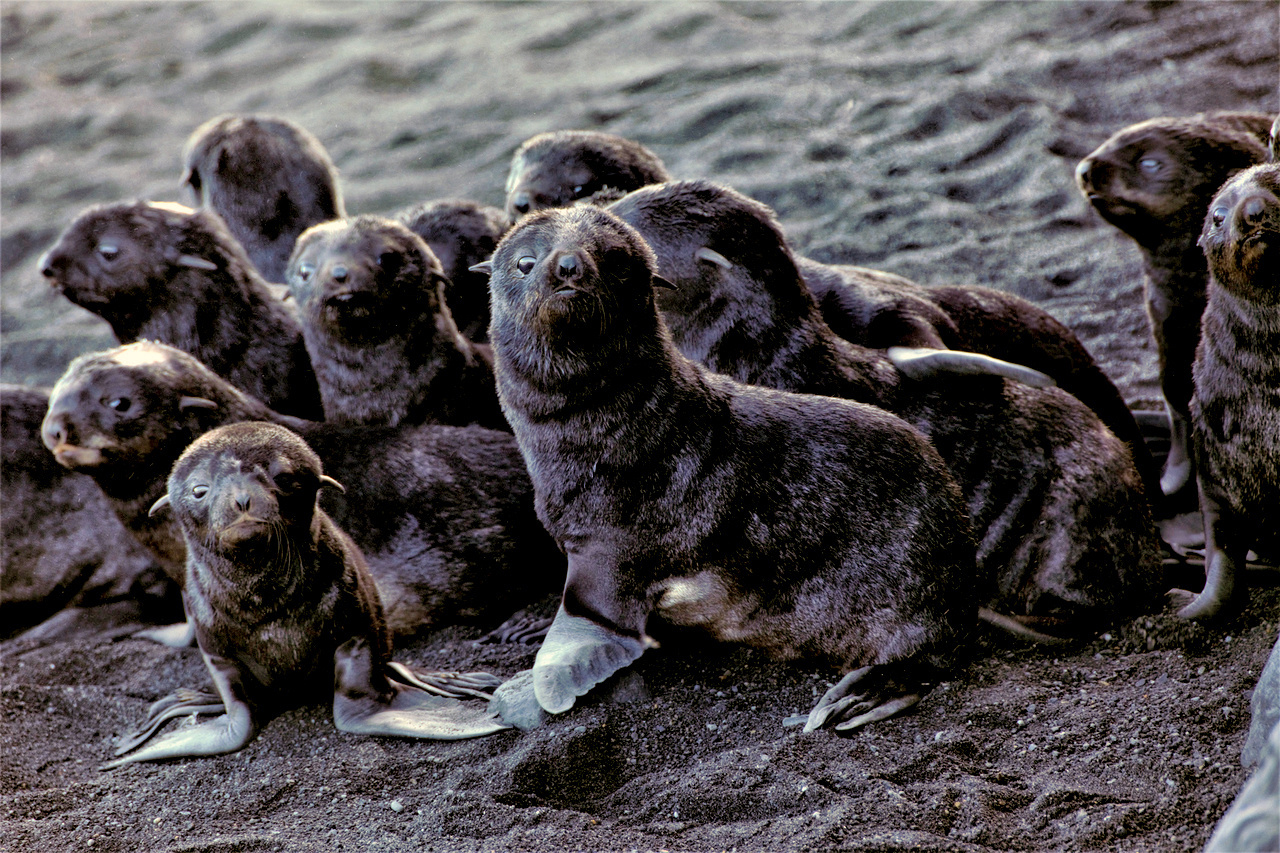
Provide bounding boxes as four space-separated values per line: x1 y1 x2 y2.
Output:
477 205 977 733
608 181 1162 634
504 130 671 220
105 422 507 768
1076 111 1273 496
394 199 511 342
286 215 507 430
1 384 171 639
42 341 562 639
38 200 325 421
1179 164 1280 620
181 114 345 283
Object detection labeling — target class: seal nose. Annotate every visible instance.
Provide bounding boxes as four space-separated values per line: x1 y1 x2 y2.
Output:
331 264 349 284
1075 158 1092 190
556 253 581 281
1241 195 1268 226
41 413 72 450
512 192 532 216
39 250 62 281
234 491 252 513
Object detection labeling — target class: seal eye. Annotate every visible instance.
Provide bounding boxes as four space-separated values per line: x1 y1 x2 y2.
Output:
516 256 536 275
107 397 131 413
1137 157 1162 175
296 263 314 283
1211 207 1228 228
571 185 587 198
97 242 120 261
192 485 209 500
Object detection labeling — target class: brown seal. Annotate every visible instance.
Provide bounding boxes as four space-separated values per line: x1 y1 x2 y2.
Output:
477 205 977 733
608 180 1162 635
286 215 507 430
38 200 325 421
1180 164 1280 620
181 113 345 283
1076 111 1273 497
504 130 671 220
104 421 507 768
42 341 562 639
394 198 511 343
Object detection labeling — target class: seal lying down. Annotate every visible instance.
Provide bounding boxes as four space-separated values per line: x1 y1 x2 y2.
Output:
476 206 978 733
106 423 508 768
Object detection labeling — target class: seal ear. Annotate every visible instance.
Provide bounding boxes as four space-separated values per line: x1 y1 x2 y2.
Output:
694 247 733 270
468 261 494 277
175 254 219 272
179 396 219 411
148 494 171 517
320 475 346 494
652 275 677 291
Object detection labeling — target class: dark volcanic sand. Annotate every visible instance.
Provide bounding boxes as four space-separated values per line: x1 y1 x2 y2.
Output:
2 2 1279 851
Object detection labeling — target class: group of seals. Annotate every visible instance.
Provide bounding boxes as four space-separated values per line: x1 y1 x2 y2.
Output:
286 215 507 430
1076 111 1274 497
105 422 506 768
41 342 563 641
478 205 978 732
38 200 325 421
607 180 1161 633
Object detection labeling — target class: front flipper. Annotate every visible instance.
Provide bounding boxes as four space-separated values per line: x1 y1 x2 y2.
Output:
333 639 510 740
385 662 503 700
532 604 649 715
1172 481 1245 621
112 687 223 755
800 665 921 733
102 651 256 769
887 346 1056 388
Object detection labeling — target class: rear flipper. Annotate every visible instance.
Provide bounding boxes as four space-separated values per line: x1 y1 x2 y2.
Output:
474 614 553 646
1171 482 1246 621
112 687 223 755
133 617 196 648
799 665 922 733
385 662 503 700
532 604 650 715
333 638 510 740
886 346 1055 388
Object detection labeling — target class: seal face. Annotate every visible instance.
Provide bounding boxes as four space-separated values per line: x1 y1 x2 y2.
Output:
484 205 977 733
39 200 324 420
1183 164 1280 620
287 215 506 430
182 113 345 283
504 130 671 220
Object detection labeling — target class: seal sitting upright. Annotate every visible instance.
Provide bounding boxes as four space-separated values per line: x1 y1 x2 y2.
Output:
106 422 507 767
476 205 977 732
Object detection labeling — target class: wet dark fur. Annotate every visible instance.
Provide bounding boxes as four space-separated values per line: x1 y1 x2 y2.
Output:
796 257 1161 500
395 199 511 343
182 114 345 283
504 130 671 220
1192 164 1280 573
1 384 169 638
166 422 388 706
609 182 1161 628
489 205 976 680
287 215 507 431
42 342 562 636
39 200 324 421
1076 111 1273 492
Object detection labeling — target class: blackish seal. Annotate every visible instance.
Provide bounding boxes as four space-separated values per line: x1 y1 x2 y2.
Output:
42 341 562 639
104 422 507 767
181 114 345 283
38 200 325 421
478 205 977 733
1179 164 1280 620
286 215 507 430
608 181 1161 634
394 199 511 342
1076 111 1273 496
1 384 171 640
504 130 671 220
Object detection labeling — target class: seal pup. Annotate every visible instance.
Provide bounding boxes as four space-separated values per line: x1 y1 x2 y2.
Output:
394 199 511 343
39 200 325 421
1179 164 1280 620
105 422 507 767
476 205 977 732
181 114 345 283
1076 111 1273 496
504 130 671 220
286 215 507 430
608 181 1161 634
42 341 563 639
